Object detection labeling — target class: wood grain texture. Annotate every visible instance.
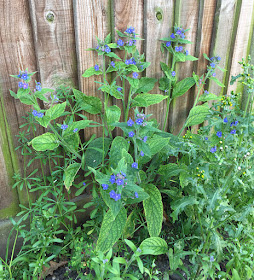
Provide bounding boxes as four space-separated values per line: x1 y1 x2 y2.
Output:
144 0 174 129
0 0 39 206
74 0 111 139
113 0 144 126
169 0 199 135
226 0 254 95
29 0 78 90
208 0 239 96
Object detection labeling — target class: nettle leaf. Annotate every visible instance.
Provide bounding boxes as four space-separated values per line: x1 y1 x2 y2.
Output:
147 135 169 156
198 93 219 102
73 89 102 114
30 132 59 151
209 76 225 87
159 77 170 91
96 207 127 253
158 163 185 179
160 62 171 78
131 93 167 108
99 85 123 99
172 77 195 99
82 66 102 78
143 184 163 237
106 52 121 60
84 137 111 170
46 102 66 120
106 105 121 130
64 163 81 190
109 136 129 168
174 52 187 62
185 103 209 127
140 237 168 255
170 196 198 223
136 78 157 94
126 77 139 88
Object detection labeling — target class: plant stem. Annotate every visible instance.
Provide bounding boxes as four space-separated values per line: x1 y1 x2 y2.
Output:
124 86 132 122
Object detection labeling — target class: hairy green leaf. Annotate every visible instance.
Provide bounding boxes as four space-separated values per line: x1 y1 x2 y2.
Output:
64 163 81 190
140 237 168 255
132 93 167 107
172 77 195 99
185 103 209 127
30 132 59 151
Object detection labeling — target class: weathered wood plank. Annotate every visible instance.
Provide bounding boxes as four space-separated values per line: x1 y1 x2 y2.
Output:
74 0 112 138
208 0 240 96
0 0 39 207
29 0 78 90
113 0 144 128
169 0 199 135
144 0 174 130
227 0 254 95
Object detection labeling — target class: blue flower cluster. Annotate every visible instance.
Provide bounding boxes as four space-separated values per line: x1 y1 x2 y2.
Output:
35 82 42 91
32 110 44 118
17 70 28 80
18 82 29 89
61 124 68 130
96 44 111 54
107 172 127 201
94 64 100 71
125 57 136 65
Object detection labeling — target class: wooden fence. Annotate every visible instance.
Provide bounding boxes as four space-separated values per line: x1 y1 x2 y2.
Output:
1 0 254 220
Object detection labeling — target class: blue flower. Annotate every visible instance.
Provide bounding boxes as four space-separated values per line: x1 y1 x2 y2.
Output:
212 72 216 77
170 33 175 39
36 83 42 91
175 46 180 52
132 162 138 169
37 112 44 118
110 61 115 67
109 175 116 184
117 39 124 46
204 90 209 94
176 30 182 35
210 62 216 68
23 83 29 89
166 41 171 47
128 40 134 46
32 110 38 117
73 128 78 133
179 46 183 52
140 151 144 157
125 26 135 34
216 56 221 61
18 82 23 88
171 71 176 77
117 87 122 92
105 46 111 53
94 64 99 71
230 129 236 134
223 117 228 123
135 192 139 198
205 137 208 140
234 120 238 125
127 118 134 127
210 146 217 153
21 73 28 80
216 131 222 138
114 193 121 201
128 131 135 137
61 124 68 130
143 136 148 142
109 190 116 199
116 178 124 186
210 256 215 262
133 72 138 79
185 50 189 55
135 118 143 125
102 184 108 190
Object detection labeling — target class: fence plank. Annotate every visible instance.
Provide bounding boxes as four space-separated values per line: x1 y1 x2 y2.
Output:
169 0 199 135
144 0 174 130
208 0 241 96
0 0 39 207
113 0 144 127
29 0 78 90
227 0 254 96
74 0 112 139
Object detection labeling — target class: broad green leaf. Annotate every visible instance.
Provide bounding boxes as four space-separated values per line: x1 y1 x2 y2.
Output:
9 90 18 99
159 77 170 91
185 103 209 127
158 163 184 178
104 33 111 44
171 196 198 223
109 137 129 168
126 77 139 88
106 106 121 130
73 89 102 114
84 137 111 170
136 77 157 94
209 76 225 87
82 66 103 77
232 269 241 280
96 207 127 253
66 120 92 132
147 135 169 156
36 116 51 128
46 102 66 120
140 237 168 255
99 85 123 99
64 163 81 190
101 187 123 218
106 52 121 60
203 53 210 61
123 211 135 239
160 62 171 78
30 133 59 151
124 183 150 204
131 93 168 108
143 184 163 237
198 93 219 102
63 132 79 151
172 77 195 99
136 139 151 157
185 55 198 62
174 52 186 62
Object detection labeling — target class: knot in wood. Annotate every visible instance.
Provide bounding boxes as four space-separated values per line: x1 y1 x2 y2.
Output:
45 11 55 23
